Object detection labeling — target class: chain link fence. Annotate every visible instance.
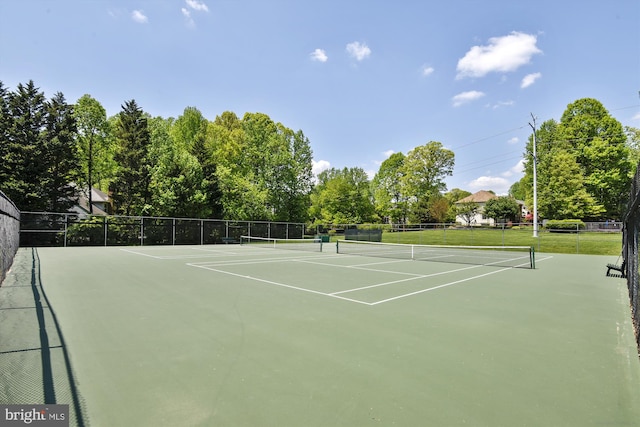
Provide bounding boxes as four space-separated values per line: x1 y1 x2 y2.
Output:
0 190 20 284
310 222 622 255
19 212 306 247
623 166 640 353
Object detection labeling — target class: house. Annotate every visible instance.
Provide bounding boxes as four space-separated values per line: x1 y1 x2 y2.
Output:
455 190 498 226
455 190 528 226
71 185 111 216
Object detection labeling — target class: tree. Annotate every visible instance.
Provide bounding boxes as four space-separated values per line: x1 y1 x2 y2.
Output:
0 80 49 210
557 98 631 218
309 167 376 224
455 201 479 227
171 107 221 218
537 151 604 219
147 116 209 218
110 100 152 216
74 94 113 212
41 92 79 212
625 126 640 168
483 197 520 223
444 189 471 223
371 152 407 223
508 180 526 201
402 141 454 198
428 196 451 223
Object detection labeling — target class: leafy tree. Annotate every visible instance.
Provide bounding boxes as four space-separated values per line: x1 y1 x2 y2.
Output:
483 197 520 223
171 107 221 217
443 189 471 223
508 180 526 201
74 94 113 211
625 126 640 168
557 98 631 218
401 141 454 203
371 152 407 223
147 116 209 218
110 100 152 216
309 167 375 224
41 92 79 212
455 201 480 226
428 196 450 223
537 151 604 219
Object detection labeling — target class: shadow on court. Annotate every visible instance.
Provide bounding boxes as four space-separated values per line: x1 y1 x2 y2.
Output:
0 248 87 426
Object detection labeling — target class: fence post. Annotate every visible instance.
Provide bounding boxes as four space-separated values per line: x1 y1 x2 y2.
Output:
200 220 204 245
104 216 108 246
140 217 144 246
64 213 68 247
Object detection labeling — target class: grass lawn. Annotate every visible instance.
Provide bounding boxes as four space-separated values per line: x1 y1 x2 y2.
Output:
329 227 622 256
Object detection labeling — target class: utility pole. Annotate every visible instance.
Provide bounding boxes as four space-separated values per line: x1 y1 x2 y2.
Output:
528 114 538 238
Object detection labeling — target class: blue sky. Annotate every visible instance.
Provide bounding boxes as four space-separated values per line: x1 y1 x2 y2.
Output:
1 0 639 195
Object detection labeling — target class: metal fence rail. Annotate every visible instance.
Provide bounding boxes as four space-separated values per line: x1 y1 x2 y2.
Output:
19 212 306 247
0 191 20 284
623 165 640 353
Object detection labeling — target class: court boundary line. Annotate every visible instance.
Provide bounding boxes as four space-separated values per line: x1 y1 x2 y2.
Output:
185 258 521 306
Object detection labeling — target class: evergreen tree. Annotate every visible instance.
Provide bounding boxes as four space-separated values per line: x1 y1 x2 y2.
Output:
110 100 152 216
41 92 79 212
1 81 48 210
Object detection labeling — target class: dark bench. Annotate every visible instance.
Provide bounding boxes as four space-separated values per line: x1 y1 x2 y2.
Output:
606 261 626 278
221 237 238 244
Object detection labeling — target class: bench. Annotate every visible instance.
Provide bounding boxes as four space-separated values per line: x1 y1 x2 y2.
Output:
221 237 238 244
606 261 626 278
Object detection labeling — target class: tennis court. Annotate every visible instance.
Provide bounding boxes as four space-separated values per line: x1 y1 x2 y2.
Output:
1 241 639 426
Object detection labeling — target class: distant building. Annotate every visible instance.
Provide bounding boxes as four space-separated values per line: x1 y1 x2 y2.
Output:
454 190 528 226
70 185 110 216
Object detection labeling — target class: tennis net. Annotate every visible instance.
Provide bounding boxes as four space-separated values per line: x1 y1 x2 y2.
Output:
336 240 535 269
240 235 323 252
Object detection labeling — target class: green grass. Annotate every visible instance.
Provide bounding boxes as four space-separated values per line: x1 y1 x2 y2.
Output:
332 227 622 256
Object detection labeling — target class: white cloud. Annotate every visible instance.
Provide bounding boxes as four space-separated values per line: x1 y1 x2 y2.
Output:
452 90 485 107
502 159 525 177
185 0 209 12
181 8 195 27
491 100 515 109
310 49 328 62
632 112 640 121
132 10 148 23
521 72 542 88
507 137 519 145
422 66 434 77
346 41 371 61
456 32 542 79
312 160 331 176
468 176 511 195
383 150 395 158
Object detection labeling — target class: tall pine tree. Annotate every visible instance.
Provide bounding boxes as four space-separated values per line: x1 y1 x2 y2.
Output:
41 92 79 212
110 100 152 216
1 81 48 210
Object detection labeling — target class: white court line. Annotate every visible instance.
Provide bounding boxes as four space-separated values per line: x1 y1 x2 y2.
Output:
189 254 340 267
295 257 487 279
187 262 372 305
120 248 163 259
184 252 551 306
369 267 511 305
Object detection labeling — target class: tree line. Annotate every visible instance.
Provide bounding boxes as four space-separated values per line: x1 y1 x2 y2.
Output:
1 80 638 225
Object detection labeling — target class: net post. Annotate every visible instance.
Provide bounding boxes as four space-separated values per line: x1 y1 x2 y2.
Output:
530 246 535 269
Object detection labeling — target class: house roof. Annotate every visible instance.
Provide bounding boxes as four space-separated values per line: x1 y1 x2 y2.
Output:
455 190 498 204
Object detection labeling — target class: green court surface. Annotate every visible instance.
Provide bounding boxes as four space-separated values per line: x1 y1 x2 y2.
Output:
1 244 639 426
